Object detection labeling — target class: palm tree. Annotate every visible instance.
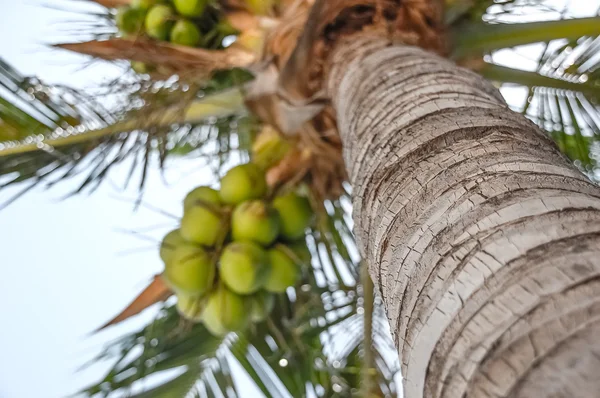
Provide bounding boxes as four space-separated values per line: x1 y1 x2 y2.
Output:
2 0 600 397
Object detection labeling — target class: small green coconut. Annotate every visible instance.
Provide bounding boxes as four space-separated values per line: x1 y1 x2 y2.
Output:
219 163 267 205
159 229 187 264
116 6 145 36
231 200 280 246
272 192 313 241
173 0 208 18
202 286 248 336
170 19 202 47
219 241 270 294
163 243 215 295
145 4 175 40
264 244 300 293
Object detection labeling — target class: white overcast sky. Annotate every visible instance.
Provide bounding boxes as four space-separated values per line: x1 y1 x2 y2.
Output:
0 1 598 398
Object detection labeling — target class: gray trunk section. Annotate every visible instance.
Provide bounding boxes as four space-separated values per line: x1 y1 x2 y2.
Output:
327 37 600 398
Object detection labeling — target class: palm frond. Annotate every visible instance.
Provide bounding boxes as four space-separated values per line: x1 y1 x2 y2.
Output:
452 16 600 58
55 38 256 75
0 61 254 208
480 33 600 173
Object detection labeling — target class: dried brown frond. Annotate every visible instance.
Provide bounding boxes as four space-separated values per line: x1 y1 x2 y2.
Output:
226 10 263 31
55 37 256 77
279 0 446 100
96 274 172 331
264 0 314 68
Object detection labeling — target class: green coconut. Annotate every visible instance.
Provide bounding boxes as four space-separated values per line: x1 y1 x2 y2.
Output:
180 190 224 246
219 241 270 294
176 293 204 322
219 163 267 205
272 192 313 241
248 291 275 322
202 286 248 336
264 244 300 293
245 0 274 15
145 4 175 40
164 243 215 295
131 61 155 74
131 0 161 11
173 0 208 18
183 186 221 212
159 229 187 264
116 7 145 36
231 200 280 246
170 19 202 47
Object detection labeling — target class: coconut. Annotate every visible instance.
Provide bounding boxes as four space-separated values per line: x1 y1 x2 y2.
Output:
219 163 267 205
159 229 187 264
131 0 160 11
173 0 208 18
231 200 279 246
264 244 300 293
131 61 155 74
180 189 224 247
272 192 313 241
245 0 274 15
170 19 202 47
202 286 248 336
145 4 175 40
116 7 145 36
219 241 270 294
183 186 221 211
176 293 204 322
164 243 215 295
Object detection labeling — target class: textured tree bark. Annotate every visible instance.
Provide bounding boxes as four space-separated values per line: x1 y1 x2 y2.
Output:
326 37 600 398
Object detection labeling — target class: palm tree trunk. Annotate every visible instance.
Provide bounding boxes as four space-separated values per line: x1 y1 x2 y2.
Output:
327 37 600 398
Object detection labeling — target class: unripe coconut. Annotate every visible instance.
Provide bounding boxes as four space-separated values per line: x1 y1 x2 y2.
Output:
180 193 224 247
173 0 208 18
264 245 300 293
131 61 155 74
132 0 160 11
252 127 290 169
164 243 215 295
232 200 279 246
170 19 201 47
272 192 313 241
220 241 270 294
183 186 221 212
248 291 275 322
202 286 248 336
159 229 187 264
245 0 275 15
176 293 204 322
116 7 145 35
145 4 175 40
219 164 267 205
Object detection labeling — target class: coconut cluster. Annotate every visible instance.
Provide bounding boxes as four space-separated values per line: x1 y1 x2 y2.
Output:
160 163 314 336
115 0 225 72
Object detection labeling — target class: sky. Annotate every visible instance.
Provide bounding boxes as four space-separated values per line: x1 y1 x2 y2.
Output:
0 0 599 397
0 2 222 397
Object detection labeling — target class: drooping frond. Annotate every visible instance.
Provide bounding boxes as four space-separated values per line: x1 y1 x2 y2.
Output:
0 59 255 208
449 2 600 175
